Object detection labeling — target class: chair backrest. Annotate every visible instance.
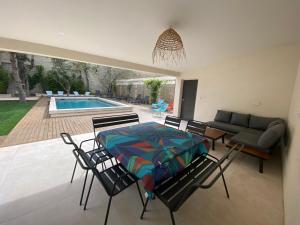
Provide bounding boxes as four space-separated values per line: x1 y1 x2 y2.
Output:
154 144 243 212
92 113 140 137
60 132 93 170
73 91 79 96
158 103 169 112
186 120 207 135
164 115 181 129
60 132 78 149
85 92 90 96
58 91 64 96
46 90 52 96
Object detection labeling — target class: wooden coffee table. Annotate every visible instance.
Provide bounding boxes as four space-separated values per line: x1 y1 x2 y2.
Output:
204 127 226 150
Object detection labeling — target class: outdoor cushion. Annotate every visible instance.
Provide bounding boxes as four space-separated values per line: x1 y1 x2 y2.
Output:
267 119 284 129
214 110 232 123
230 113 249 127
231 132 270 152
249 115 277 130
243 128 264 136
208 121 246 134
258 123 285 149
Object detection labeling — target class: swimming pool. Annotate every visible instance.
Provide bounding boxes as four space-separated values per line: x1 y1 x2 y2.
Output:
49 97 132 117
56 98 118 109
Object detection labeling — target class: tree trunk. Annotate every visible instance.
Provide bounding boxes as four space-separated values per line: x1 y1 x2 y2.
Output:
83 68 90 91
10 53 26 102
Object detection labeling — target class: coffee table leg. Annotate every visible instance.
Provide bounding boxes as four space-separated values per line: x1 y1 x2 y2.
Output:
212 140 215 150
222 135 225 144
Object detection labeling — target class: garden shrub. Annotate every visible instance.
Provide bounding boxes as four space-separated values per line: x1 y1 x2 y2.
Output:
0 66 9 94
144 79 165 104
29 65 44 90
70 75 85 94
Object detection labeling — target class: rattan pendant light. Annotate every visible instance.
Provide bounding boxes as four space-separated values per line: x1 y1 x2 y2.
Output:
152 28 186 65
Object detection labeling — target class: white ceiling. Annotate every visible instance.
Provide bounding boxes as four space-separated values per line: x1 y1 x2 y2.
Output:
0 0 300 72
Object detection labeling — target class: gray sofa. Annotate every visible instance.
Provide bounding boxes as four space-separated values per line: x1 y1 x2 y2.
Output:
208 110 285 153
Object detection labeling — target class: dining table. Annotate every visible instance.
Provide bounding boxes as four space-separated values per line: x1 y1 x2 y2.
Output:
97 121 210 198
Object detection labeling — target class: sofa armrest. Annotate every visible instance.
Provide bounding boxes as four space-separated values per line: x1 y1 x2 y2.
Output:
258 123 285 149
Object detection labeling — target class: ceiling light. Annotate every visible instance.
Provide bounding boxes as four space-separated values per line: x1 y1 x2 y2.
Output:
152 28 186 65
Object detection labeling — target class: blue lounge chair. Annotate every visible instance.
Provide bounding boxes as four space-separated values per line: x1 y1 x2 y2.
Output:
46 91 53 97
152 99 164 109
153 103 169 117
73 91 80 96
85 91 90 96
57 91 64 96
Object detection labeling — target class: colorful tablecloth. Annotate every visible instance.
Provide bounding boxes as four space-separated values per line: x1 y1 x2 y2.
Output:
97 122 209 196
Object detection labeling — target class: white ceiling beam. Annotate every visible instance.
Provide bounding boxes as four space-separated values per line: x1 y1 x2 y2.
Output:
0 37 180 77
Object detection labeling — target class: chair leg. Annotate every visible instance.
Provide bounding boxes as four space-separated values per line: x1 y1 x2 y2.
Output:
136 182 145 206
140 198 149 219
80 170 89 206
104 196 113 225
170 210 176 225
84 174 95 210
70 160 78 183
219 166 230 198
259 158 264 173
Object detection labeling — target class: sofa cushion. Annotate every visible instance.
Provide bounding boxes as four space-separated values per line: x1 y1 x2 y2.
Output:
258 123 285 149
231 132 266 151
243 128 264 136
230 113 249 127
208 121 246 134
249 115 277 130
214 110 232 123
267 119 284 129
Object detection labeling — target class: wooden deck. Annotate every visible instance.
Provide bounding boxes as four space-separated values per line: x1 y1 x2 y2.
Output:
0 98 94 147
0 97 165 147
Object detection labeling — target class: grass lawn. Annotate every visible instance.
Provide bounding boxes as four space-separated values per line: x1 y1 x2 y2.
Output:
0 101 36 136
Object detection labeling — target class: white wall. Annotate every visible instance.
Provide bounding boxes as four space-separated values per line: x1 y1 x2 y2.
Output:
283 61 300 225
174 44 300 121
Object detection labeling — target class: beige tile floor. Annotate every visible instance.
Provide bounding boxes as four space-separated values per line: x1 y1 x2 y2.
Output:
0 123 283 225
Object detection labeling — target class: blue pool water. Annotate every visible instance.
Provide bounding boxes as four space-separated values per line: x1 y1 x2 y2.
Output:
56 98 119 109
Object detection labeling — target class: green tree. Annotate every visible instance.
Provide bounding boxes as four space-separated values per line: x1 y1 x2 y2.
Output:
51 58 72 95
16 53 34 96
0 66 9 94
144 79 165 104
29 65 44 90
41 70 63 93
70 74 85 94
10 52 26 102
127 82 133 97
72 62 93 91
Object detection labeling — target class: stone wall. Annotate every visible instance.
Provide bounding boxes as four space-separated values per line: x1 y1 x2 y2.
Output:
116 77 176 103
0 51 174 97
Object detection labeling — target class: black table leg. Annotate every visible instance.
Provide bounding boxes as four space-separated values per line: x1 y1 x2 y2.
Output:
212 140 215 150
222 135 225 144
259 158 264 173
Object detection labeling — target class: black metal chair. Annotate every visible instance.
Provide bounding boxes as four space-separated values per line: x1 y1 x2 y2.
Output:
83 158 145 225
143 96 149 104
185 120 208 135
131 94 143 104
92 113 140 137
140 144 244 225
60 133 113 206
164 116 182 129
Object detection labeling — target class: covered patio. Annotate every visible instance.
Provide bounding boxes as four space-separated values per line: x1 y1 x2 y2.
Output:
0 1 299 225
0 129 282 225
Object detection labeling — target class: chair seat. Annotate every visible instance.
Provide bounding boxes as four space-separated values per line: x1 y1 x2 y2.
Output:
86 148 113 166
154 155 218 211
95 163 138 196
